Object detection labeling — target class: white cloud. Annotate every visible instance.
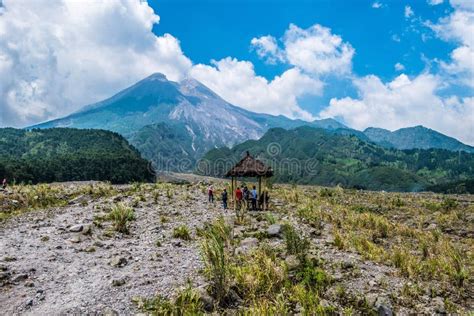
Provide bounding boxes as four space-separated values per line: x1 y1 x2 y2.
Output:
372 2 383 9
405 6 414 19
250 35 284 64
428 0 444 5
395 63 405 71
250 23 355 76
319 73 474 145
0 0 192 127
190 57 322 120
429 0 474 87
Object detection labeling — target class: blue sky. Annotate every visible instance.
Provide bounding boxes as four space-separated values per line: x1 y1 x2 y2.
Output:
152 0 452 80
149 0 472 125
0 0 473 143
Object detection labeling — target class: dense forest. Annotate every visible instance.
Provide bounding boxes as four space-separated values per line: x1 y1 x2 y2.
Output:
198 127 474 192
0 128 155 184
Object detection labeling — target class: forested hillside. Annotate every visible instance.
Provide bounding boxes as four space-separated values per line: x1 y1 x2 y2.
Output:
0 128 154 184
199 127 474 192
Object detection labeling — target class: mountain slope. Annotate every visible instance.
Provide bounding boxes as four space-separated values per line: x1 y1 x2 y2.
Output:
30 73 473 170
199 126 474 192
0 128 154 183
364 126 474 153
31 73 348 169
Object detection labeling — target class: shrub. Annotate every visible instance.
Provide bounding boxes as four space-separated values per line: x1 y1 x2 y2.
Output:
173 225 192 241
138 285 204 315
108 203 135 234
282 224 310 260
200 217 232 305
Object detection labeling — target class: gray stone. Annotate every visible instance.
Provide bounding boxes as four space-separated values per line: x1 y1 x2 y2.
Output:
433 297 445 313
102 307 119 316
378 304 393 316
69 235 81 243
111 278 126 286
0 271 11 281
195 286 215 312
12 273 28 282
69 224 83 232
235 237 259 255
110 256 127 268
285 255 301 271
267 224 282 237
341 260 355 270
427 223 437 230
82 224 92 235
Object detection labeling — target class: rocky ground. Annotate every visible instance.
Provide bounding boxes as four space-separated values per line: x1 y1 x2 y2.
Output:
0 179 472 314
0 182 226 315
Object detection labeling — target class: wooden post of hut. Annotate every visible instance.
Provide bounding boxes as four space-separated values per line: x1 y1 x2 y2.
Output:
225 151 273 212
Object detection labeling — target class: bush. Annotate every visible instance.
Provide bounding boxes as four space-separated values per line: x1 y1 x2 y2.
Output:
108 203 135 234
200 217 232 305
173 225 192 241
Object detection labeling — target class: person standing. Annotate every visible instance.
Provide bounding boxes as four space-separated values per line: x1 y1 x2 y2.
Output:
235 186 243 217
221 188 228 209
1 178 6 190
251 185 257 211
208 184 214 203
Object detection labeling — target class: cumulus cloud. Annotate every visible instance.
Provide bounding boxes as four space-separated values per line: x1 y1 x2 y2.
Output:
251 23 354 76
190 57 322 120
319 73 474 144
250 35 284 64
0 0 192 127
428 0 444 5
404 6 414 19
395 63 405 71
372 2 383 9
429 0 474 87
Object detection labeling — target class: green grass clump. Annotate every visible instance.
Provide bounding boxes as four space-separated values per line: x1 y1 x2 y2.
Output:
173 225 192 241
137 285 204 315
200 217 233 306
108 203 135 234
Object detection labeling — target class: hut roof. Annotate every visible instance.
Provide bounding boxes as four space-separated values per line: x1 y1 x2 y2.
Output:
225 151 273 177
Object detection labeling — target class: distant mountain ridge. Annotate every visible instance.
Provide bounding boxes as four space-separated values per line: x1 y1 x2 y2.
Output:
364 126 474 153
0 128 154 183
30 73 474 169
199 126 474 192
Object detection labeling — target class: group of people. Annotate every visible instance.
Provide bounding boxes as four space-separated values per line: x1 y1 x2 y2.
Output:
234 185 258 211
207 183 268 212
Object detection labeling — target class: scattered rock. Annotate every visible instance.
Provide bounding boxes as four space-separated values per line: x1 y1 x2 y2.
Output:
82 224 93 235
111 278 126 287
109 257 127 268
0 271 11 282
433 297 445 314
267 224 282 237
195 286 215 312
235 237 259 255
427 223 437 230
68 195 89 205
375 297 393 316
378 304 393 316
25 281 35 287
285 255 301 271
102 307 119 316
69 235 81 243
69 224 83 233
84 246 96 253
341 260 355 270
12 273 28 283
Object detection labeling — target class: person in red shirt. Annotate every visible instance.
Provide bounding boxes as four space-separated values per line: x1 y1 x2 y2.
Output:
235 186 243 216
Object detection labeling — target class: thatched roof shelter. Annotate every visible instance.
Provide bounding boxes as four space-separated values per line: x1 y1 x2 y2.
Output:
225 151 273 178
